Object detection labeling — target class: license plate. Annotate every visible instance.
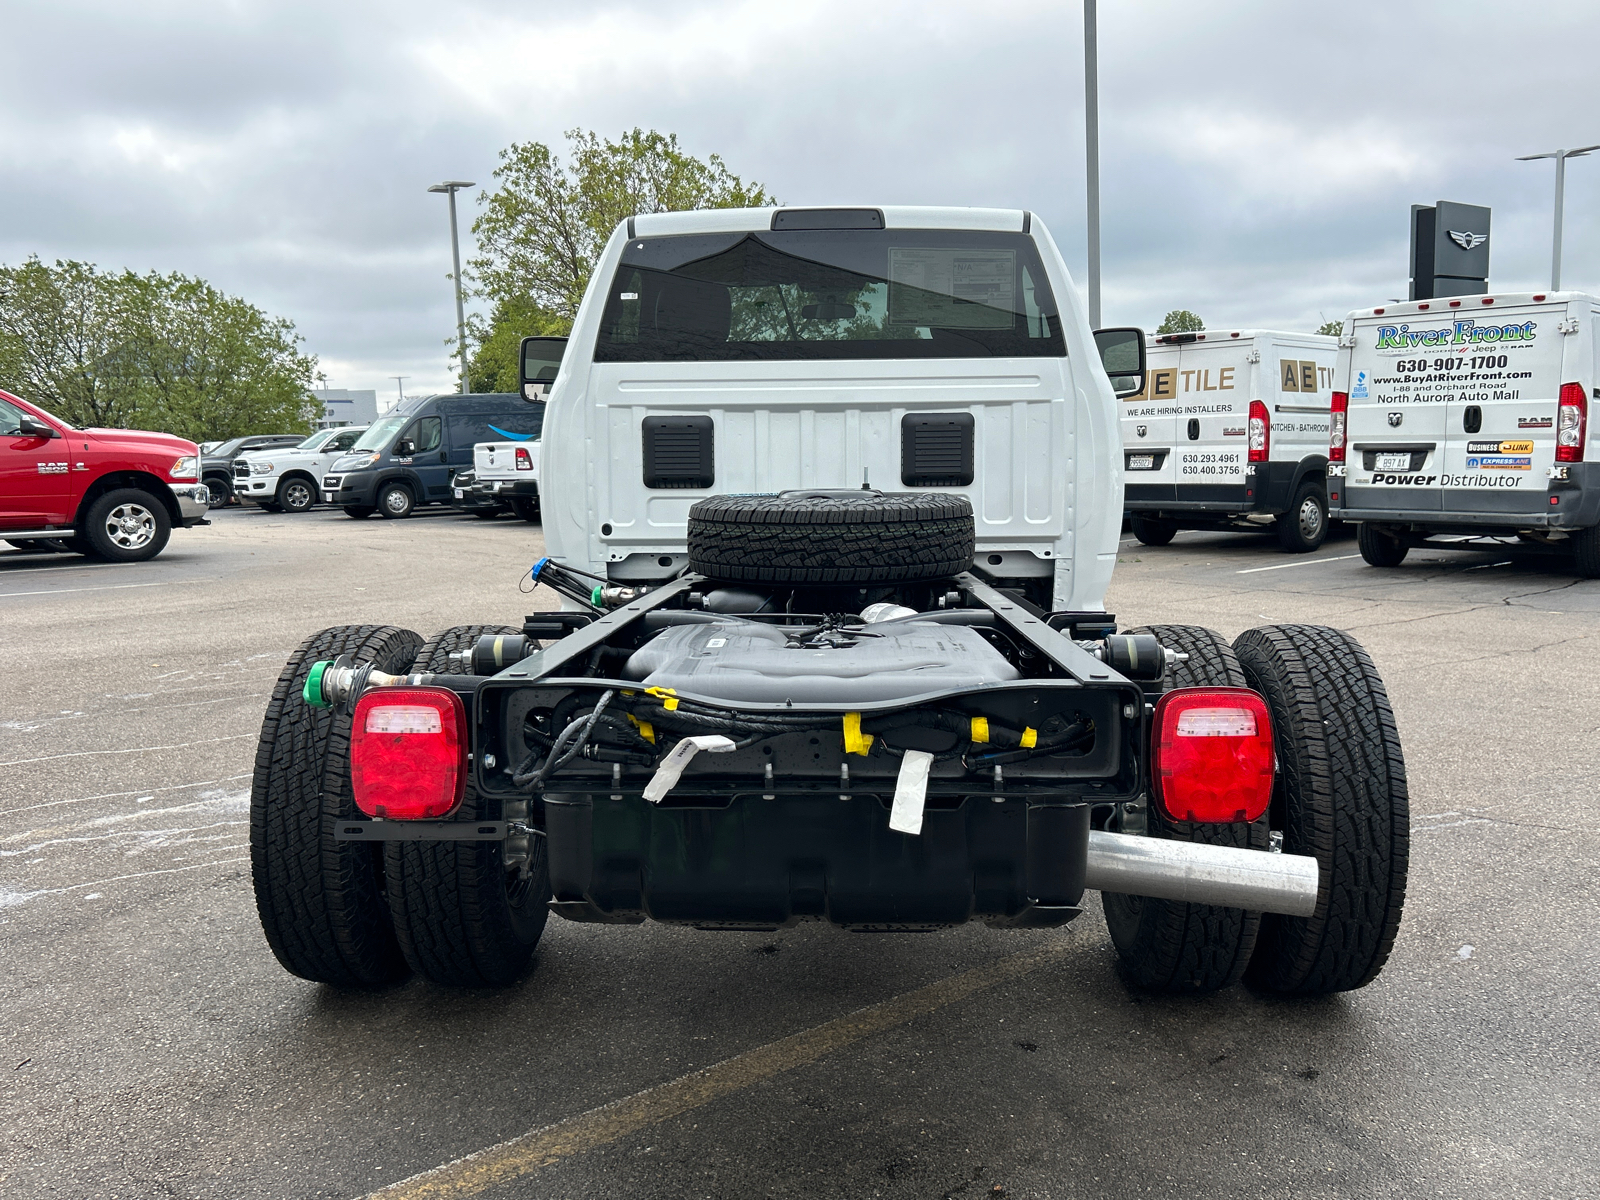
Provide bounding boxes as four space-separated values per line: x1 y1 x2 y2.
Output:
1127 454 1156 470
1375 452 1412 470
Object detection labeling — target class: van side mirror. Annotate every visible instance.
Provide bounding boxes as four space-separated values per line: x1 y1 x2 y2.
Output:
1093 327 1146 399
520 335 569 401
395 439 415 457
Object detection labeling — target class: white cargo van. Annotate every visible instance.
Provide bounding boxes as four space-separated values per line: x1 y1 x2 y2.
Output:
1329 292 1600 575
1122 330 1338 552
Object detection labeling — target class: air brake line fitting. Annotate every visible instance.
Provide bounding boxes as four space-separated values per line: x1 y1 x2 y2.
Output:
302 656 441 710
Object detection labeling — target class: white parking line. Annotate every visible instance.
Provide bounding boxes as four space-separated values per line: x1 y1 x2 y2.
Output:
0 774 252 818
0 579 205 598
1236 554 1362 575
0 733 253 768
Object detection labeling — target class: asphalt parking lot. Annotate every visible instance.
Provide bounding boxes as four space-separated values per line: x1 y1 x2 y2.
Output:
3 508 1597 1200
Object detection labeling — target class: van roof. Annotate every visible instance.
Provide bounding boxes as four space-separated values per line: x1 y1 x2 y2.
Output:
631 206 1030 238
1345 291 1594 321
1150 329 1336 345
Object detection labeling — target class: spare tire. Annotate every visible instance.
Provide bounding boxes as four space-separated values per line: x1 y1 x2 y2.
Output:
687 490 974 585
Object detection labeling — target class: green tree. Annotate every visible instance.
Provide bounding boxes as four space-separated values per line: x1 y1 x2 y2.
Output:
0 257 318 439
1315 319 1344 337
466 128 776 385
1156 309 1204 334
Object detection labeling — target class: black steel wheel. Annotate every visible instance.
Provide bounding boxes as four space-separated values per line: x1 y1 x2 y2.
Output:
1103 624 1267 993
1357 523 1409 567
510 496 541 523
687 490 974 585
250 624 423 987
383 624 551 986
1275 482 1328 553
277 476 317 513
1234 624 1409 995
204 474 233 508
1130 516 1177 547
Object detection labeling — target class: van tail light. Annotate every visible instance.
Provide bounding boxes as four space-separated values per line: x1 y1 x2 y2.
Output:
351 687 467 820
1556 383 1587 463
1329 391 1348 462
1151 687 1274 823
1247 400 1270 463
515 446 534 471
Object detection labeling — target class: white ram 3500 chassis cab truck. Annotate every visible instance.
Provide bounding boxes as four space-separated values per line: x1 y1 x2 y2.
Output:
1123 330 1338 552
250 207 1409 1001
1331 291 1600 574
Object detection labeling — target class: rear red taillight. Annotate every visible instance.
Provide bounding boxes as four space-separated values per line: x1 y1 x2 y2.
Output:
1151 687 1274 823
1556 383 1587 463
1247 400 1270 463
1329 391 1348 462
351 687 467 820
515 446 533 471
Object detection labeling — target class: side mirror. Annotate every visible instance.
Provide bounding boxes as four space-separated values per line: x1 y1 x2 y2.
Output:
520 335 568 402
394 439 415 457
18 416 58 439
1093 327 1147 399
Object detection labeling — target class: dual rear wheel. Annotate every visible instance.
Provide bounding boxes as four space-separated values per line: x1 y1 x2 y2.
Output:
1106 622 1409 996
250 623 549 988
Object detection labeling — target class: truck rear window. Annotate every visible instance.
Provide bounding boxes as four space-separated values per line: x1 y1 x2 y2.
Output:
594 230 1065 361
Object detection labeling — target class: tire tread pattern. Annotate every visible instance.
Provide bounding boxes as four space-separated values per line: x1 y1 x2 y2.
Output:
250 624 422 986
1234 624 1409 995
1104 625 1266 993
383 625 551 987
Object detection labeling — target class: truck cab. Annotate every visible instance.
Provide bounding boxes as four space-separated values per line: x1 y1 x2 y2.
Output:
0 388 209 561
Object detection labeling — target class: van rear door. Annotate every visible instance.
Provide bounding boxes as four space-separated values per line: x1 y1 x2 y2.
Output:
1344 311 1449 512
1121 344 1179 504
1170 339 1250 500
1438 301 1566 516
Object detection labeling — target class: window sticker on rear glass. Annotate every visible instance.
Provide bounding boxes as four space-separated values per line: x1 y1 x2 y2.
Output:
888 249 1015 329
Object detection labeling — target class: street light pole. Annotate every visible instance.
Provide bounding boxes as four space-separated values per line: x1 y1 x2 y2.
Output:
1083 0 1101 329
1517 145 1599 291
428 181 476 393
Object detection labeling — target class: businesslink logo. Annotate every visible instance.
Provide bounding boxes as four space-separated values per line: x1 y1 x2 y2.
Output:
1374 318 1536 350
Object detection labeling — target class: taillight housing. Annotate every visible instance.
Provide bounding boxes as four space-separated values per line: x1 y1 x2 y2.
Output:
515 446 533 471
1556 382 1587 463
1329 391 1348 463
350 687 467 820
1151 687 1274 823
1247 400 1270 463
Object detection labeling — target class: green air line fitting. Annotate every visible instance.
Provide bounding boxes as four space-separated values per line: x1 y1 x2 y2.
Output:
591 585 604 607
303 659 332 708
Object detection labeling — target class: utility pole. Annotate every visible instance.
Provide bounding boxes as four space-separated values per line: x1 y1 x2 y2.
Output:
1517 145 1598 291
1083 0 1101 329
428 181 476 393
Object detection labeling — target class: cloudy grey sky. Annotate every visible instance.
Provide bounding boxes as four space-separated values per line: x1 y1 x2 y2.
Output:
4 0 1598 400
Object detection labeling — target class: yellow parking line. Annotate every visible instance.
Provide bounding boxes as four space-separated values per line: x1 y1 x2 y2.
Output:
364 942 1069 1199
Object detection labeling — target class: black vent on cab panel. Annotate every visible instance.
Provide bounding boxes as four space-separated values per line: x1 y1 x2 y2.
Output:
901 413 975 487
642 415 715 488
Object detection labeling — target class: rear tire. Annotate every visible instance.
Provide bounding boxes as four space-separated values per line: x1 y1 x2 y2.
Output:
1234 625 1409 995
343 505 376 519
378 482 414 519
384 625 551 986
1130 516 1177 547
1358 523 1409 567
1275 482 1328 553
277 476 317 514
510 496 541 523
1103 625 1266 993
687 490 974 585
250 624 422 987
1571 526 1600 578
81 488 172 562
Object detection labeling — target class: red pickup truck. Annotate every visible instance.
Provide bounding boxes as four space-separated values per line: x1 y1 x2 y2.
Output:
1 388 210 562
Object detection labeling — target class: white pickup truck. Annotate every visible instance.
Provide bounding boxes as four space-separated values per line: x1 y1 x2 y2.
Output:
251 206 1409 1005
233 425 366 513
455 337 563 522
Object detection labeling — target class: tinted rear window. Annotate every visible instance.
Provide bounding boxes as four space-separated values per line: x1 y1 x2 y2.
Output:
448 406 545 446
594 229 1064 362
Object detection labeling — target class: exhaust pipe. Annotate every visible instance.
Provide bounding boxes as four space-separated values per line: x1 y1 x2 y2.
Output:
1085 830 1319 917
